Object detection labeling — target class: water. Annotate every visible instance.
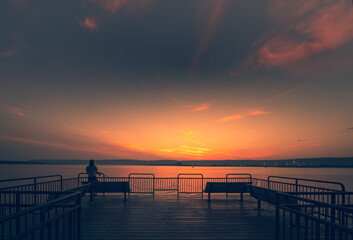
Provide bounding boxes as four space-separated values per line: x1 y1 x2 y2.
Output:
0 164 353 190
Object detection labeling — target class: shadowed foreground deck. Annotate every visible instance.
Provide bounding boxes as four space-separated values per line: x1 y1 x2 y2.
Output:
81 193 276 240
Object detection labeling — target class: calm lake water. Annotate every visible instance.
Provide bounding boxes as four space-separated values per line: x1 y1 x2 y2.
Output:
1 164 353 191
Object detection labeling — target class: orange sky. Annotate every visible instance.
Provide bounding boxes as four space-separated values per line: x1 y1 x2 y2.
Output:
0 0 352 161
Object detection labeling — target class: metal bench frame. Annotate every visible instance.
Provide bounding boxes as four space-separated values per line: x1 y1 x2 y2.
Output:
204 182 252 202
82 181 130 201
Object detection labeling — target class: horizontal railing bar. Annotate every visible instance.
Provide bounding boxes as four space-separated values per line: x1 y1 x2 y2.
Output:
268 175 345 191
0 175 62 183
253 178 341 192
129 173 155 178
0 178 74 190
279 204 353 233
275 190 353 213
11 205 81 240
288 191 353 195
0 190 75 194
0 191 81 222
0 203 77 208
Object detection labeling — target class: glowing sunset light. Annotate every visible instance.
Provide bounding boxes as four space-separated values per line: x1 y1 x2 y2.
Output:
191 103 210 112
248 110 271 116
216 114 245 123
0 0 352 161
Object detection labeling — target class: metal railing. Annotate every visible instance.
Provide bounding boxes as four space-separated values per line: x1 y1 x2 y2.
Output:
0 191 82 240
226 173 252 182
288 191 353 206
0 190 74 217
177 174 204 196
273 191 353 240
1 173 351 240
268 176 345 191
128 173 155 196
0 175 63 191
3 174 347 202
252 177 346 203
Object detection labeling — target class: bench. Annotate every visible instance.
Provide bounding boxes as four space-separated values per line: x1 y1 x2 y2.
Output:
82 181 130 201
248 185 298 209
204 182 252 202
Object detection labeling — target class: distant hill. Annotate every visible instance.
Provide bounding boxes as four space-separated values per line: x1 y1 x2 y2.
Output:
1 157 353 167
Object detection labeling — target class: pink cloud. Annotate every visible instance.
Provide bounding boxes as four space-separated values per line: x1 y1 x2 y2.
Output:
1 103 27 117
191 103 211 112
248 110 271 116
190 0 227 74
170 98 212 112
233 0 353 74
216 109 270 123
80 17 98 31
1 49 18 57
9 107 26 117
216 114 245 123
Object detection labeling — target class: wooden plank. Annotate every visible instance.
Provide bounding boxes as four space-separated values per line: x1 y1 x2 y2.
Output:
81 193 276 240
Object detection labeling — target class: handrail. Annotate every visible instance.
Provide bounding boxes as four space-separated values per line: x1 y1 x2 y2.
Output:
11 205 81 240
287 191 353 195
226 173 252 182
177 173 203 178
0 175 62 183
0 190 80 194
267 176 345 191
0 175 63 191
177 174 204 197
0 191 82 240
128 173 155 198
0 191 81 222
128 173 155 178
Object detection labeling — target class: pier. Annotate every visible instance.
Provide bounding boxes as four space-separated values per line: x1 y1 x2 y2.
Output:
1 174 353 239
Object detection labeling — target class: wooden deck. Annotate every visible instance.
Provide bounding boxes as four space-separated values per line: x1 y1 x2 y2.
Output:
81 192 277 240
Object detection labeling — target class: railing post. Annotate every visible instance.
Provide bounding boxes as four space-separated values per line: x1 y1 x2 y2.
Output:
267 179 270 189
60 175 63 191
275 194 280 240
201 175 204 200
295 179 298 192
16 192 20 234
34 177 37 204
177 177 179 199
330 194 336 239
40 211 45 240
296 212 300 240
76 196 81 240
153 176 155 200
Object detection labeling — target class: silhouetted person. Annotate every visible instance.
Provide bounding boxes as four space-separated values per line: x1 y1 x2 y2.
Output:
86 159 103 181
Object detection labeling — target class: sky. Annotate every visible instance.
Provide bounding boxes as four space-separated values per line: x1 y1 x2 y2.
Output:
0 0 352 161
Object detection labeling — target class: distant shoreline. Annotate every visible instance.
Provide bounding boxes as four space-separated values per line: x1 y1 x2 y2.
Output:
1 157 353 168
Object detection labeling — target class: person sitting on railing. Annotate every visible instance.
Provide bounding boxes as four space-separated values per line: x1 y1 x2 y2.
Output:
86 159 103 182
